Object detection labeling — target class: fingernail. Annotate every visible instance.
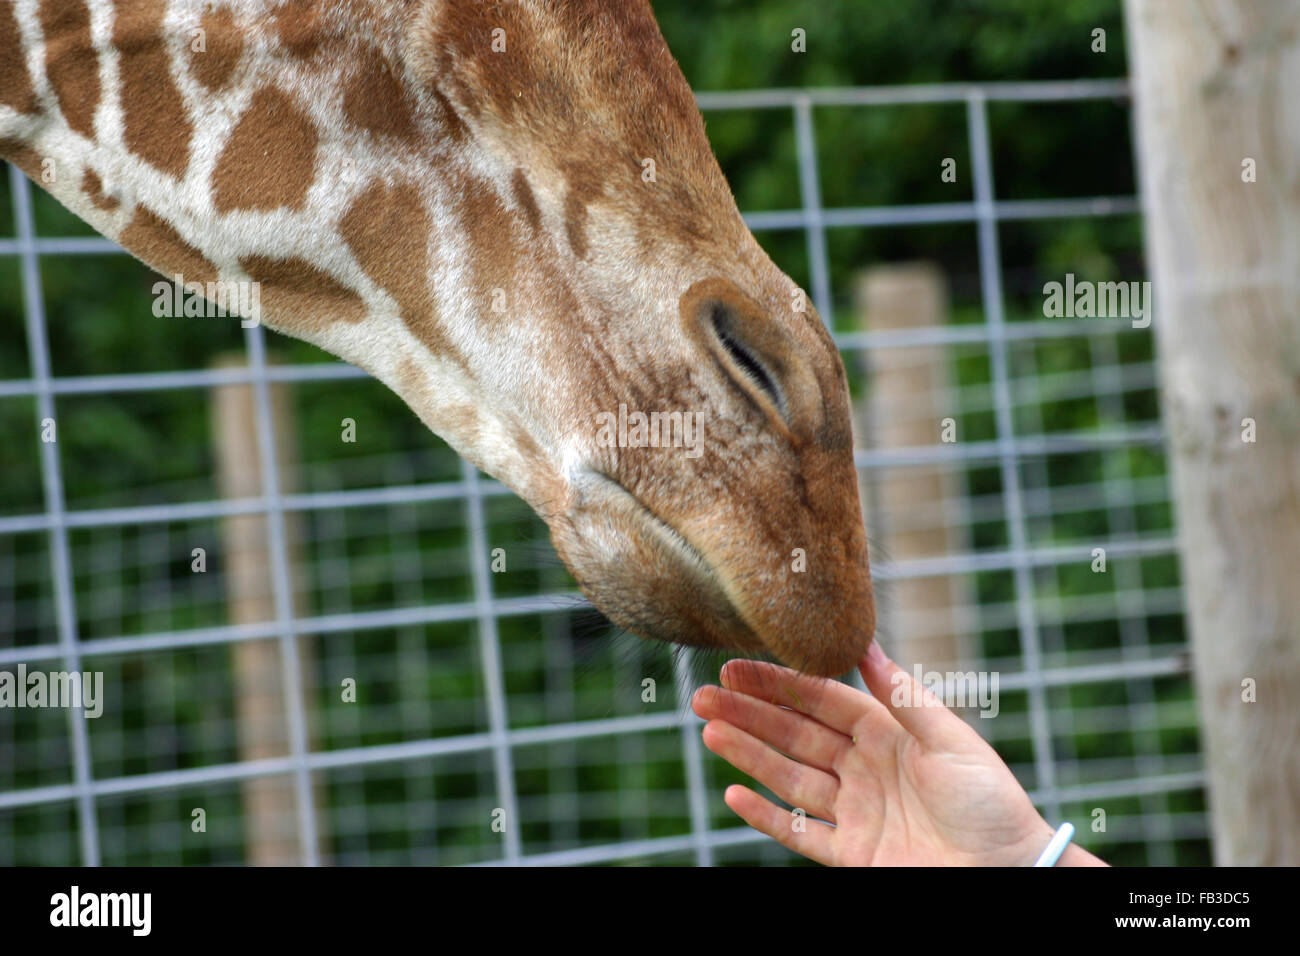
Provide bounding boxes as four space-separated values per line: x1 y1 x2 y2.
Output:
867 641 887 665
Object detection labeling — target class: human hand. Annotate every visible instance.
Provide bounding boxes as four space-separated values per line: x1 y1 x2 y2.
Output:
691 642 1107 866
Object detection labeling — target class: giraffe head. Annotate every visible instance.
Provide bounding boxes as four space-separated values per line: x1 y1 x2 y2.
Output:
1 0 872 677
407 0 875 676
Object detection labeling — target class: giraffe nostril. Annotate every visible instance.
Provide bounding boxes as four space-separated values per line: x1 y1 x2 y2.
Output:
710 303 788 420
679 277 827 442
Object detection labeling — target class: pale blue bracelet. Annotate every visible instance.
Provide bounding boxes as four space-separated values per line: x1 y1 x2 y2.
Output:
1033 822 1074 866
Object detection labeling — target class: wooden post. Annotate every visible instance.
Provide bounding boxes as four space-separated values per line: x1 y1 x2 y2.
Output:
1126 0 1300 864
211 354 323 865
853 263 972 673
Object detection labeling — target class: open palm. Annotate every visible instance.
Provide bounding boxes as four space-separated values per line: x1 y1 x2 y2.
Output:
691 643 1102 866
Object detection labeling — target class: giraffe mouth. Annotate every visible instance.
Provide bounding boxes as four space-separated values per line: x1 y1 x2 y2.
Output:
590 470 710 567
575 470 762 652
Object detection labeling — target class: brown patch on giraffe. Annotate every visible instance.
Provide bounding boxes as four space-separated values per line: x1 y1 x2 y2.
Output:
434 399 480 440
190 6 243 93
0 2 38 114
511 168 541 233
0 138 43 181
340 180 460 364
539 259 583 329
560 156 615 259
213 87 318 213
449 169 528 327
531 246 588 347
82 168 120 212
410 0 746 257
396 355 477 433
113 0 193 178
39 0 100 139
239 254 367 330
121 205 217 284
343 48 417 141
273 0 321 59
429 87 469 144
414 0 562 128
509 423 548 475
563 190 589 260
396 356 433 401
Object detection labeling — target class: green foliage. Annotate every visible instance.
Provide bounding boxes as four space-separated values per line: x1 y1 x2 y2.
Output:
657 0 1125 91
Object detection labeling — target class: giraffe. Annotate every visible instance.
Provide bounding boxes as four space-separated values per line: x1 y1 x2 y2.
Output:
1 0 876 677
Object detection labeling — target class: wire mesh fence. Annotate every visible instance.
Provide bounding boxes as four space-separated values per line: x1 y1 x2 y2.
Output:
0 78 1207 866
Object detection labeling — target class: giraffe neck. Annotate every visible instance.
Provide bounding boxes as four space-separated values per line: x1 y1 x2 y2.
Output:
1 0 680 512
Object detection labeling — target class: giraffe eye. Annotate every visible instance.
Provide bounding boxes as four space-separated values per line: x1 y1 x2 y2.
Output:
710 304 787 419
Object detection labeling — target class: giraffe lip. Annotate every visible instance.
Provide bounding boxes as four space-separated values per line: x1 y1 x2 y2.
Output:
583 470 759 641
588 470 711 567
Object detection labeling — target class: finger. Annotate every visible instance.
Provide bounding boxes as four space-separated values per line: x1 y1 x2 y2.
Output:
692 684 851 774
722 784 836 866
858 642 971 751
717 658 871 737
701 718 839 821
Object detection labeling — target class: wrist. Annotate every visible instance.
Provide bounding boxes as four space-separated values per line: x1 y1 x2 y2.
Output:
1018 817 1109 867
1056 840 1109 867
1003 817 1058 867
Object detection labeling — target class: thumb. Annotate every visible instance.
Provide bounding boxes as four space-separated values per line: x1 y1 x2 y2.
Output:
859 642 971 751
